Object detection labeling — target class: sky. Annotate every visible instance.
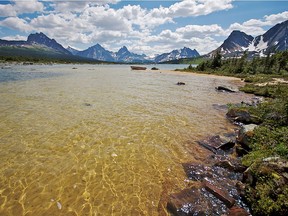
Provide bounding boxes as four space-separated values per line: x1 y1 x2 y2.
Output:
0 0 287 56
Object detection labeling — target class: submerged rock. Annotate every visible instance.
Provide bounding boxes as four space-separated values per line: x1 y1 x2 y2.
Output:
197 134 236 155
214 158 247 173
167 187 210 216
203 179 236 208
167 187 230 216
170 161 248 216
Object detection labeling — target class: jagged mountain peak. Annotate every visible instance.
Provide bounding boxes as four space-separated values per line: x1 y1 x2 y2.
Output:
154 47 200 63
26 32 71 55
28 32 55 44
117 46 130 54
220 30 254 54
119 46 128 51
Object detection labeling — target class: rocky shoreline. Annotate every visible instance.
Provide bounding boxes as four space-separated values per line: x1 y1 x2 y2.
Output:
166 87 288 215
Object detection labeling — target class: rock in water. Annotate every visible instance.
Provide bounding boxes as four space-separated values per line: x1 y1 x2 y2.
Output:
216 86 238 93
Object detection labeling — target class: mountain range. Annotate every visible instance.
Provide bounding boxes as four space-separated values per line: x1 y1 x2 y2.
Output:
0 32 199 63
0 19 287 63
67 44 200 63
212 19 288 57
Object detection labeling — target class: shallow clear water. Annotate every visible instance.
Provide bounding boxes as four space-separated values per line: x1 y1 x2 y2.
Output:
0 64 252 215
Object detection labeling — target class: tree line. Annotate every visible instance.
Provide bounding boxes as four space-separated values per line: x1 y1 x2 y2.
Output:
196 50 288 75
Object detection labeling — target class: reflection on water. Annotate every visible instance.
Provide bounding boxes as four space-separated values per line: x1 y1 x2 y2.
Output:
0 64 252 215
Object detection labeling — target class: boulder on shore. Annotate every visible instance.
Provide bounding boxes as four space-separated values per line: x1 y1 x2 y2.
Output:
237 124 258 150
226 108 262 125
216 86 238 93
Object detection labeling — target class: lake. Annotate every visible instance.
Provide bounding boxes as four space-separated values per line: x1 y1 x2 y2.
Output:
0 64 252 215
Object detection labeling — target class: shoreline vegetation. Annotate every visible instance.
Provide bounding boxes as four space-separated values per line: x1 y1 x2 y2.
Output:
171 50 288 215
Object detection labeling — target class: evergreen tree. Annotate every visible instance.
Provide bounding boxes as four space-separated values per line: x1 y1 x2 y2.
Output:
211 50 222 69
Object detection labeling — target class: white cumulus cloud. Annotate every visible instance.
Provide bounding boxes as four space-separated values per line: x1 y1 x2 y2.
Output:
0 17 32 32
228 11 288 36
0 0 44 17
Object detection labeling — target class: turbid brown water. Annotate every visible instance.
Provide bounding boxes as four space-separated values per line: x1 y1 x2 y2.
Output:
0 64 252 215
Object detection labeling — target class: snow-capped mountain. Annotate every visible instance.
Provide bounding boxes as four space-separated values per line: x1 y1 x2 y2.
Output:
217 30 253 55
115 46 147 62
154 47 200 63
70 44 149 63
76 44 115 62
212 19 288 57
248 20 288 54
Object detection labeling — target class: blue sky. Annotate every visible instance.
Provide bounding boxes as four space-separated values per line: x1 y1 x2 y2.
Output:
0 0 287 56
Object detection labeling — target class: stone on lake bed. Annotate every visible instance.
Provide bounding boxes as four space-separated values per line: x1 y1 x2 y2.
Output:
56 201 62 210
203 179 236 208
111 153 118 157
197 134 236 154
167 187 226 216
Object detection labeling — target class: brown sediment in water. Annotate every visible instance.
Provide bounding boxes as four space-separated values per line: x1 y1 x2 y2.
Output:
0 64 253 215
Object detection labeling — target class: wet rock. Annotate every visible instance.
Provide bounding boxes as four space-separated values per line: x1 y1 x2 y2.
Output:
167 187 231 216
216 86 238 93
167 187 210 216
237 124 258 150
197 134 235 154
203 179 236 208
177 82 186 85
182 162 242 182
227 108 261 124
182 163 213 181
177 161 248 215
209 155 246 173
214 159 247 173
227 206 249 216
